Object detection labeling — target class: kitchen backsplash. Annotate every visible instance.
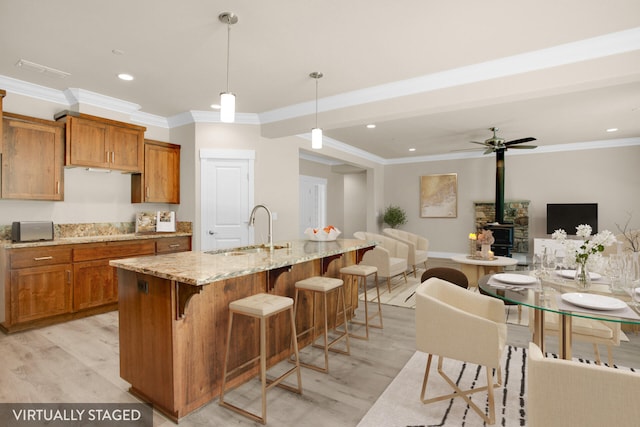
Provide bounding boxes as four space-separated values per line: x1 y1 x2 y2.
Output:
0 221 192 240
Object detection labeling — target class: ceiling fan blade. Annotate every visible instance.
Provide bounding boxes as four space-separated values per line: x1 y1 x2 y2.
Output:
469 141 487 146
508 145 537 149
483 147 495 155
505 137 536 146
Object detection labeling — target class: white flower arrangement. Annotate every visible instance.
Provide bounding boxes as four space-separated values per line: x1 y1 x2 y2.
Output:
552 224 616 270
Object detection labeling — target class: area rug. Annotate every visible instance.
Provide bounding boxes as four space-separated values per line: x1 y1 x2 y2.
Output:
357 345 528 427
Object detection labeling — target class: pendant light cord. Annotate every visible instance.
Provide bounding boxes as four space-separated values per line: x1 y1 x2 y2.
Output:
225 20 231 93
315 77 319 128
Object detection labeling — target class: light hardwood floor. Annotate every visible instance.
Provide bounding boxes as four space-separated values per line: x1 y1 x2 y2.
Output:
1 278 638 426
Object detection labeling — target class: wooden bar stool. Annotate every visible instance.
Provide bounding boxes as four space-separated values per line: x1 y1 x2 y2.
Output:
340 264 383 340
293 276 351 373
219 293 302 425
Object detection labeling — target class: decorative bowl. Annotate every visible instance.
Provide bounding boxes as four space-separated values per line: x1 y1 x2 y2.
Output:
304 226 341 241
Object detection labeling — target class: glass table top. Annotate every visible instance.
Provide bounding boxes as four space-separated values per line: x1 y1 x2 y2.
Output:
478 272 640 326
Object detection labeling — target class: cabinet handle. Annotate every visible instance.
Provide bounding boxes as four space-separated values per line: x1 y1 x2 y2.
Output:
106 151 109 163
33 256 53 261
111 152 115 163
56 181 60 194
66 270 71 284
145 186 150 198
168 244 180 249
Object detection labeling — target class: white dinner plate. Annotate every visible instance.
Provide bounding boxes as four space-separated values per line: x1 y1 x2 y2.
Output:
561 293 627 311
558 270 602 280
493 273 537 285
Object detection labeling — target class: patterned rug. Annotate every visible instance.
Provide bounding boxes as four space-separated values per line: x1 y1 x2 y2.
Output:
357 345 528 427
358 345 636 427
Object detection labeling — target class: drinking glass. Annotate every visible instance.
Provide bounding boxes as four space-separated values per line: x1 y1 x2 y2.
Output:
542 249 557 279
606 254 624 293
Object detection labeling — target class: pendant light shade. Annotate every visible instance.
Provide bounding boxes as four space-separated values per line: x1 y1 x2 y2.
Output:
310 71 323 149
220 92 235 123
311 128 323 149
219 12 238 123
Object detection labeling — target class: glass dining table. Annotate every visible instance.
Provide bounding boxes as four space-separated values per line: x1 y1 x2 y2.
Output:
478 272 640 360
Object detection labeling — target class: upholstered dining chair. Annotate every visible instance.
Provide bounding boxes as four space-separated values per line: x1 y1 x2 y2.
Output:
415 277 507 425
527 342 640 427
527 309 621 366
420 267 468 289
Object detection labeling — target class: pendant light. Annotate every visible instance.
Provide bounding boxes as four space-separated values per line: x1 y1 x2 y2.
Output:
219 12 238 123
310 71 323 149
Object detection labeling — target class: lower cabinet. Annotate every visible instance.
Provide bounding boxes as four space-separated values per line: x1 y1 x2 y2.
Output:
1 235 191 333
73 259 118 311
10 263 72 324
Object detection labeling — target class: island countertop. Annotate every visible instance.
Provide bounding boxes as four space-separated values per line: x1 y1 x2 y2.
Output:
109 238 375 286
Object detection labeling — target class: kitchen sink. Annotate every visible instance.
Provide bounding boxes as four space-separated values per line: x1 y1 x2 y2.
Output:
207 243 289 256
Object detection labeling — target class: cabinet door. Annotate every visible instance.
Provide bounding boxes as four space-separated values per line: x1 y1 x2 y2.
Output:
73 259 117 311
131 140 180 203
10 264 72 324
2 117 64 200
108 126 143 172
66 116 109 168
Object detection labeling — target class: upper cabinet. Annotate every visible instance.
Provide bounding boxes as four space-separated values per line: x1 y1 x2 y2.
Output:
0 89 5 145
55 112 146 173
2 113 65 200
131 139 181 204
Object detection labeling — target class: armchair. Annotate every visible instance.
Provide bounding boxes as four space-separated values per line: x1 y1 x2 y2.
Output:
527 342 640 427
353 231 408 292
383 228 429 277
415 277 507 425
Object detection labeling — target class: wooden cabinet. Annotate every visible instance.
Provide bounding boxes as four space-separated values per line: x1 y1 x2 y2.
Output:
2 113 65 200
131 140 180 203
0 234 191 333
156 236 191 254
8 246 73 324
56 112 146 173
72 240 155 311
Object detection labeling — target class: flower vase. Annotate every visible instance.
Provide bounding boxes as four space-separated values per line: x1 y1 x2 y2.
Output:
575 262 591 290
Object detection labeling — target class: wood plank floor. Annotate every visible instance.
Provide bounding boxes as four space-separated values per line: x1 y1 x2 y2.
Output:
1 290 639 426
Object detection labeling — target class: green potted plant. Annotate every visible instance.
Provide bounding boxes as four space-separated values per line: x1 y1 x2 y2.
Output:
383 205 407 229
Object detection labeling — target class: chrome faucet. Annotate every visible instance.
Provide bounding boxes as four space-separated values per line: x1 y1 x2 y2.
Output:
249 204 273 252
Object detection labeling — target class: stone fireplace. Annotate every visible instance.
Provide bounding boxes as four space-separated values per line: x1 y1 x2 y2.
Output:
474 200 530 254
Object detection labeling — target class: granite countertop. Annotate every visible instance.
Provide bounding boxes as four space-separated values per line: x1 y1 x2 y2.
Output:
109 238 375 286
0 232 192 249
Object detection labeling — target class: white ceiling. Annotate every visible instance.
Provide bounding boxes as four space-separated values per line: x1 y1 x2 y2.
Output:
1 0 640 161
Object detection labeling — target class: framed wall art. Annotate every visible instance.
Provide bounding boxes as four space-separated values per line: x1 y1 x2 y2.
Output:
420 173 458 218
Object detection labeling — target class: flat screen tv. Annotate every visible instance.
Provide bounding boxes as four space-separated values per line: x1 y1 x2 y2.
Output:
546 203 598 235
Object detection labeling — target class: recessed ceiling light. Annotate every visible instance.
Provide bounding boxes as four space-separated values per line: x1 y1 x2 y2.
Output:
366 124 376 129
606 128 618 132
409 148 416 152
118 73 134 81
210 104 221 110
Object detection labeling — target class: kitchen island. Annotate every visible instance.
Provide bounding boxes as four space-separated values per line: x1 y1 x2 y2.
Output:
110 238 375 422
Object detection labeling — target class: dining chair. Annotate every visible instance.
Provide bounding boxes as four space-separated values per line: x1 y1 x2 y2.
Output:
415 277 507 425
527 342 640 427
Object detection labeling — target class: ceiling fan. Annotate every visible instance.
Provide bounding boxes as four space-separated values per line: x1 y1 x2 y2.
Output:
469 127 537 154
469 127 537 225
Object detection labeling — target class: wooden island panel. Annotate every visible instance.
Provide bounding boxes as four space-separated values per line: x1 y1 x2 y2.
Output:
117 247 359 422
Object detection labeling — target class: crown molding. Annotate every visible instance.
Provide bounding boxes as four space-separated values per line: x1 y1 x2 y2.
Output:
63 88 141 115
0 75 68 105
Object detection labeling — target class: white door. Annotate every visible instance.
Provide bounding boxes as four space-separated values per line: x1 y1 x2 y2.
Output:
200 150 254 251
299 175 327 237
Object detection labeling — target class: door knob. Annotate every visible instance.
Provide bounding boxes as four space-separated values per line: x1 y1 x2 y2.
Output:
208 230 216 235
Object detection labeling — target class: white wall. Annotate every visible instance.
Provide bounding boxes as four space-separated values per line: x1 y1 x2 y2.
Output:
383 145 640 256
